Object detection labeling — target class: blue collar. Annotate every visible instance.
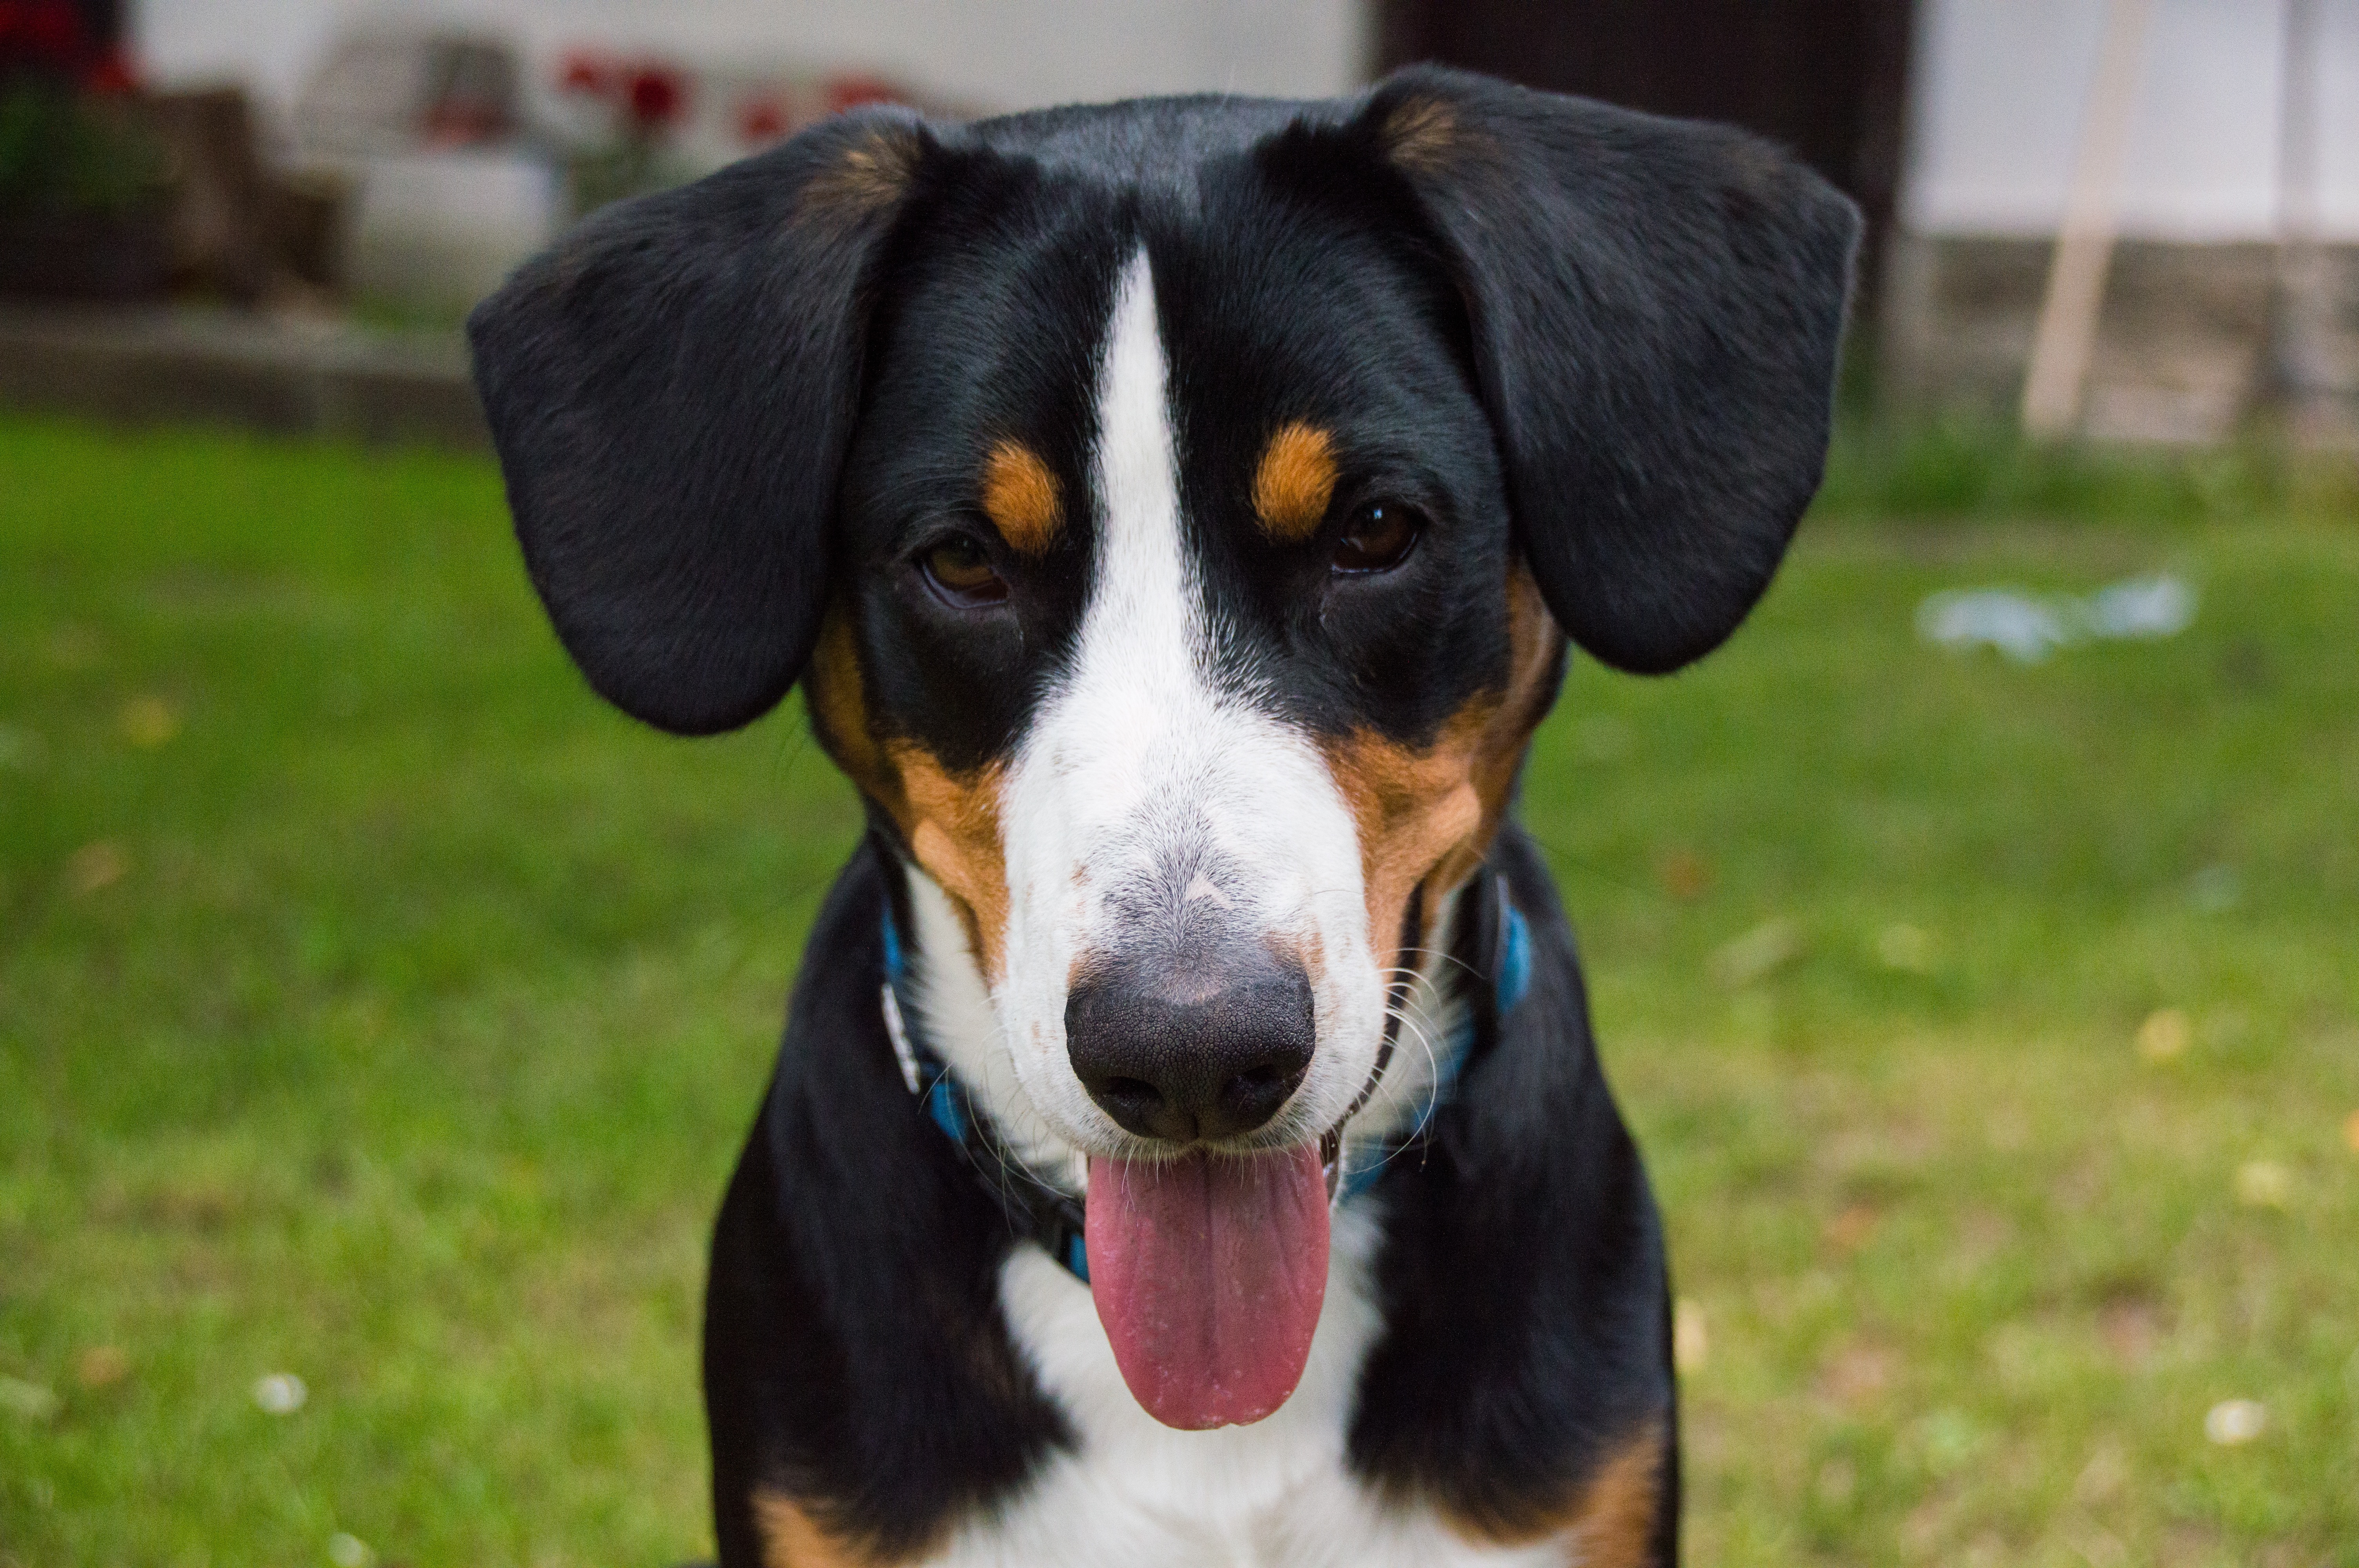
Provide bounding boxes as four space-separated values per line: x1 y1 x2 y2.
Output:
879 871 1531 1283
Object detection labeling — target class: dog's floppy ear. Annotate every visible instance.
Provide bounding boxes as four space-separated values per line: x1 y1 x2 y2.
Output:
468 108 925 734
1354 67 1859 674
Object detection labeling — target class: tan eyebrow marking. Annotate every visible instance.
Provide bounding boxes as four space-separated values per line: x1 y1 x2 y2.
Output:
980 439 1062 555
1250 422 1339 543
1380 94 1459 175
800 124 923 228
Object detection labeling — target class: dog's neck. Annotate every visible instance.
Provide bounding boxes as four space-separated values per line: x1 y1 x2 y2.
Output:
890 857 1473 1196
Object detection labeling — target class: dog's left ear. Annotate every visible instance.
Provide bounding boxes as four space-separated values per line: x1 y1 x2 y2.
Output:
1348 67 1859 674
469 108 926 735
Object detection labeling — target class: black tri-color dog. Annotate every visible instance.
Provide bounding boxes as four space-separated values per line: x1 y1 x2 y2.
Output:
469 64 1854 1568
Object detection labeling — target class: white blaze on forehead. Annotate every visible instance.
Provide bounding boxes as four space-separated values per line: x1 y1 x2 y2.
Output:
977 249 1385 1156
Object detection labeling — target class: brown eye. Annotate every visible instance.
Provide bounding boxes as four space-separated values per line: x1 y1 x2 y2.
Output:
922 535 1009 606
1332 502 1419 574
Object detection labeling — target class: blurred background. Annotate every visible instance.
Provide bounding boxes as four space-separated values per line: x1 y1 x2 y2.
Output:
2 4 2355 1566
2 0 2357 439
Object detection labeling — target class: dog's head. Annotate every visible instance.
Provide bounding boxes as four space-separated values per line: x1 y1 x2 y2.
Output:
473 66 1854 1425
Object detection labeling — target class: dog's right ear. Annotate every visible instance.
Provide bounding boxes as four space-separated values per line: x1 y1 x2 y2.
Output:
468 109 925 735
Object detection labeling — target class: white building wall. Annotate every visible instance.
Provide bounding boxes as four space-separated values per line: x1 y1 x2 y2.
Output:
132 0 1373 120
1906 0 2359 240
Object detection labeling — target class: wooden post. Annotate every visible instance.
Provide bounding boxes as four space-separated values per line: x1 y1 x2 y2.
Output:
2021 0 2155 440
2265 0 2329 406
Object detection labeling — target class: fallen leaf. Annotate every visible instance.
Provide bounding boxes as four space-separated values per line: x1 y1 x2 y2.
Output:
2097 1296 2163 1369
75 1345 130 1390
1820 1341 1897 1407
2343 1109 2359 1156
2234 1160 2292 1209
2203 1397 2265 1445
1825 1203 1879 1252
117 695 181 748
1659 849 1713 901
2135 1008 2190 1063
1710 918 1803 988
65 840 129 896
1672 1298 1708 1374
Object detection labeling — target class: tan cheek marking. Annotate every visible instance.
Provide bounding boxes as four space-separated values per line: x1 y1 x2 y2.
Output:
1323 717 1486 970
1424 563 1562 903
804 609 1012 981
890 744 1011 982
980 440 1061 555
1251 422 1339 544
1325 564 1566 962
752 1489 898 1568
805 608 895 806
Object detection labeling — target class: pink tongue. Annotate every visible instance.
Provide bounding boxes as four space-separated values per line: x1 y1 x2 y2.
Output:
1084 1145 1330 1430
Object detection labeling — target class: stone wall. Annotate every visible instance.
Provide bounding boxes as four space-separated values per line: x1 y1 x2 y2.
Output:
1878 235 2359 445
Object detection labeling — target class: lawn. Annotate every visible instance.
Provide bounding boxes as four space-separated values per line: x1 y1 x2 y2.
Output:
2 415 2354 1567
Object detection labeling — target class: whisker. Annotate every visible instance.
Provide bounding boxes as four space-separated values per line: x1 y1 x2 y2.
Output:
1361 1003 1445 1177
1389 946 1485 982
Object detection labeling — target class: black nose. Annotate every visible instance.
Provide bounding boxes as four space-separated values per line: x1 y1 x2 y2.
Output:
1065 945 1316 1144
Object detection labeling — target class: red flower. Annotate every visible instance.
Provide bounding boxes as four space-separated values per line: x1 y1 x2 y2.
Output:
82 44 138 95
625 65 684 130
557 49 611 97
0 0 89 67
736 94 787 145
823 74 903 116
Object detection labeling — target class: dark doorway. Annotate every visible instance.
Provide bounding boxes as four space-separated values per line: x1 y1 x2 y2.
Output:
71 0 125 49
1377 0 1913 301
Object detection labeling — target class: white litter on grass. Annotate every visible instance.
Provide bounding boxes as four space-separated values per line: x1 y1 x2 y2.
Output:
1917 573 2197 663
327 1531 375 1568
2205 1398 2267 1445
252 1372 308 1414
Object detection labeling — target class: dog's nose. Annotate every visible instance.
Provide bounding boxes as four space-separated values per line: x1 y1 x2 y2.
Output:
1065 946 1316 1144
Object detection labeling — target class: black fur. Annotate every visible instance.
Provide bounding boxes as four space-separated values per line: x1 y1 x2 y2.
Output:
1352 66 1859 675
703 824 1677 1556
703 843 1069 1562
468 107 924 736
469 65 1854 1565
1349 824 1678 1541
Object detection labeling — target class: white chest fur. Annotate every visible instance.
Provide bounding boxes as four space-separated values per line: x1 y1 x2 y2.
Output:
908 1204 1561 1568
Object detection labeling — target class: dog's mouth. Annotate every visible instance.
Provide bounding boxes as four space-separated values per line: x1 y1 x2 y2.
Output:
1080 1028 1397 1431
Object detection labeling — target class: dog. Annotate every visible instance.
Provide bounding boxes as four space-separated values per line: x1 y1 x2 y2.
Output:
468 64 1855 1568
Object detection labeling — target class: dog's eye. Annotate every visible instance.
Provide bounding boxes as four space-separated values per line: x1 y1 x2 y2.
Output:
1332 502 1419 574
922 535 1009 606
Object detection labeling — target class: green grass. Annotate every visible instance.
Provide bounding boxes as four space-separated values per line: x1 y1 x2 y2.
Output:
2 416 2354 1566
